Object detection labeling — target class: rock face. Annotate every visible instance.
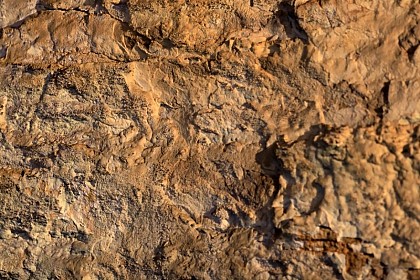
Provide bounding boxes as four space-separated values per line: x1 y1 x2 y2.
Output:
0 0 419 279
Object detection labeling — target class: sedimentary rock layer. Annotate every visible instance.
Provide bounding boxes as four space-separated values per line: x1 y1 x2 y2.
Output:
0 0 419 279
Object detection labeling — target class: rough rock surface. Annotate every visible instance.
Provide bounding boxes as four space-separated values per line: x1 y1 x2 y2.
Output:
0 0 419 279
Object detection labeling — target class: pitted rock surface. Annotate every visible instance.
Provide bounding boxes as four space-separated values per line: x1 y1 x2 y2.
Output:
0 0 419 279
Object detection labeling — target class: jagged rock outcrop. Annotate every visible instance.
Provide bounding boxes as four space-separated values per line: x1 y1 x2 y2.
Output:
0 0 419 279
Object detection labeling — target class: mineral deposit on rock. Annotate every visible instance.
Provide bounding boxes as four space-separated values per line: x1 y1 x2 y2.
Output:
0 0 419 279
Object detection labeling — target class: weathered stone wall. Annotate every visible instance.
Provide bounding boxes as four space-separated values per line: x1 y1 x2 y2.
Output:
0 0 419 279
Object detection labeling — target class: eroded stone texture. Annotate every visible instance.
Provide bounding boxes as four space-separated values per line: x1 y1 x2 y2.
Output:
0 0 419 279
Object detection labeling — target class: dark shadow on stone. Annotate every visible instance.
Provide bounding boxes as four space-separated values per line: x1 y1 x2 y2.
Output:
255 143 282 178
305 182 325 215
162 38 176 49
111 2 130 23
275 2 309 44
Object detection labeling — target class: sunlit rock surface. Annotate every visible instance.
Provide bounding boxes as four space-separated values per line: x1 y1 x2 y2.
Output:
0 0 419 279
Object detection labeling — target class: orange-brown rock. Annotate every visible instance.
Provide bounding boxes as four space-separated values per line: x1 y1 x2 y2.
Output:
0 0 418 279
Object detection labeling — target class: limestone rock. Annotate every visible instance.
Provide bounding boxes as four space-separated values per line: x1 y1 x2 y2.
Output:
0 0 419 279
